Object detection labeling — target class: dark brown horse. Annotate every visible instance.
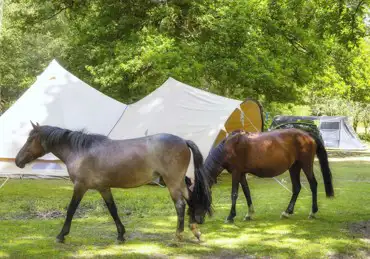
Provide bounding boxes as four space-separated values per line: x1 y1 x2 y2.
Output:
199 128 334 223
15 122 212 243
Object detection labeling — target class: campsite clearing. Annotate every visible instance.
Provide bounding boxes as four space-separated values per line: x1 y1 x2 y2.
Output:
0 161 369 258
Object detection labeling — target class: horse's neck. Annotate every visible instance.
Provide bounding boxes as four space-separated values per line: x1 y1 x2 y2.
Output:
204 144 225 187
48 144 77 164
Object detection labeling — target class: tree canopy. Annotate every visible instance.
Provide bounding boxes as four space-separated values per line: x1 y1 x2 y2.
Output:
1 0 369 124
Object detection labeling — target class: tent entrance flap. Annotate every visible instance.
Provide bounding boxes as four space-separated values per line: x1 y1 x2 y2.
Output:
212 98 264 149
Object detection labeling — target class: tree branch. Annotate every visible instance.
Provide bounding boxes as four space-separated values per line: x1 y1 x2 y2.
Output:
46 1 74 20
350 0 365 41
282 33 308 54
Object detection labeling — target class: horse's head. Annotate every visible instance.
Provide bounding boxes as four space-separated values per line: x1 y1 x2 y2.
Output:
15 121 47 168
190 199 210 224
186 176 213 225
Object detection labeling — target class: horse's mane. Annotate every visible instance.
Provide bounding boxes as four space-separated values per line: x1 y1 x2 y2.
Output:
204 138 228 183
31 125 108 152
204 129 248 183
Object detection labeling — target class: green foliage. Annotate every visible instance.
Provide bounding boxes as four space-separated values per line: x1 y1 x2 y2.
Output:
359 133 370 142
0 0 68 111
0 0 370 112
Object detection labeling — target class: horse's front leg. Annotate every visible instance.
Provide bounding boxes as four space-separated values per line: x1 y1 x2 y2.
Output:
225 172 240 223
240 174 254 220
56 184 87 243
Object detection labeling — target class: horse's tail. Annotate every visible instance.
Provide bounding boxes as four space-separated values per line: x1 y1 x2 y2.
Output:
310 134 335 197
186 140 213 216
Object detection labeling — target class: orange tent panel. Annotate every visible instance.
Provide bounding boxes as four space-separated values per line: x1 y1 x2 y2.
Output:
240 99 264 132
212 129 227 148
224 108 243 133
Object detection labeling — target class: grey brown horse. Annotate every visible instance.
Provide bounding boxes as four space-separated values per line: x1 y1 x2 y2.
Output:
15 122 212 243
198 128 334 223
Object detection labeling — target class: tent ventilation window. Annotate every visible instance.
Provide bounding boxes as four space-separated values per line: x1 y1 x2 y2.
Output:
320 121 340 130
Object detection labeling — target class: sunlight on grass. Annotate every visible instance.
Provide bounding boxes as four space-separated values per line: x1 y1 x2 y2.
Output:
73 243 163 258
20 235 45 240
0 161 369 258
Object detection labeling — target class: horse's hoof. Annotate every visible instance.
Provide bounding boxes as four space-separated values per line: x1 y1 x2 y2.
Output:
175 233 184 241
308 212 316 219
190 224 201 241
244 215 252 221
195 232 201 241
116 237 125 244
56 237 65 243
280 211 290 219
225 218 234 224
249 205 255 214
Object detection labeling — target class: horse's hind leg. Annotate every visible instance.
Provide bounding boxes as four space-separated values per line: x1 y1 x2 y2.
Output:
99 188 125 243
226 171 241 223
281 162 301 219
164 180 187 241
240 174 254 221
56 184 87 243
302 160 318 219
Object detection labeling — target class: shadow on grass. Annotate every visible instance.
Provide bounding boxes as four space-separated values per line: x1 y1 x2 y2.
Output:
1 166 369 259
1 212 369 259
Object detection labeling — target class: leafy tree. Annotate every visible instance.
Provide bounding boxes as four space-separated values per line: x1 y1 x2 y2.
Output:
1 0 369 115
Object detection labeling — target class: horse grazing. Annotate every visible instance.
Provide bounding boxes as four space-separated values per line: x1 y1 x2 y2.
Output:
198 128 334 223
15 122 212 243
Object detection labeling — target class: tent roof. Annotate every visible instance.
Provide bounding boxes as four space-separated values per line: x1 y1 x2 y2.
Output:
109 77 244 157
0 60 127 160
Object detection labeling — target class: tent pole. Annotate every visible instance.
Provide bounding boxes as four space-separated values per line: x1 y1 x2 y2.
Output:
272 177 292 193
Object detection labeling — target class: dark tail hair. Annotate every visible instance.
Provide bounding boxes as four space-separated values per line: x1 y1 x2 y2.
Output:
186 140 213 216
310 134 334 197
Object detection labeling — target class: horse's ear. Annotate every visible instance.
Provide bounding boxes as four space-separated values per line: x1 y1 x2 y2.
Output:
30 121 39 130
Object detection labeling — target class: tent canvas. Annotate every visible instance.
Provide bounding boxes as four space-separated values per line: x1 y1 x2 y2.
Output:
270 115 367 150
0 60 127 177
1 62 264 179
109 78 264 179
109 78 264 158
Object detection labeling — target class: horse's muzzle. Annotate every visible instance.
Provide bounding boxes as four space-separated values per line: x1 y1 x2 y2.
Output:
15 158 25 168
195 215 205 224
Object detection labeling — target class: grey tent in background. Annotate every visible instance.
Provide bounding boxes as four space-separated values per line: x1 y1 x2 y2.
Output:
270 115 367 150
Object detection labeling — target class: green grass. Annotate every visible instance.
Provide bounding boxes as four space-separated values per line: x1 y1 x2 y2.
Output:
0 161 369 258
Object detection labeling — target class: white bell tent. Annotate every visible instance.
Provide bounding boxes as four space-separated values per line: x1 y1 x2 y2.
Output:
0 60 127 177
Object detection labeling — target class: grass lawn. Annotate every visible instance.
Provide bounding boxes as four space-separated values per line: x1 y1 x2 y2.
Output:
0 161 369 258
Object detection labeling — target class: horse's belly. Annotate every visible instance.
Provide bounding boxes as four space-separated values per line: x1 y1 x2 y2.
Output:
249 167 287 178
246 155 294 178
103 166 155 188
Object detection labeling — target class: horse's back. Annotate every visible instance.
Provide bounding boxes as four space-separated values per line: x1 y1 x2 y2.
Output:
233 128 316 176
67 133 191 188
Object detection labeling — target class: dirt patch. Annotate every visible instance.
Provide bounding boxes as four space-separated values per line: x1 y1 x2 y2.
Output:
328 150 370 158
202 251 268 259
36 210 64 219
348 220 370 239
329 250 370 259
